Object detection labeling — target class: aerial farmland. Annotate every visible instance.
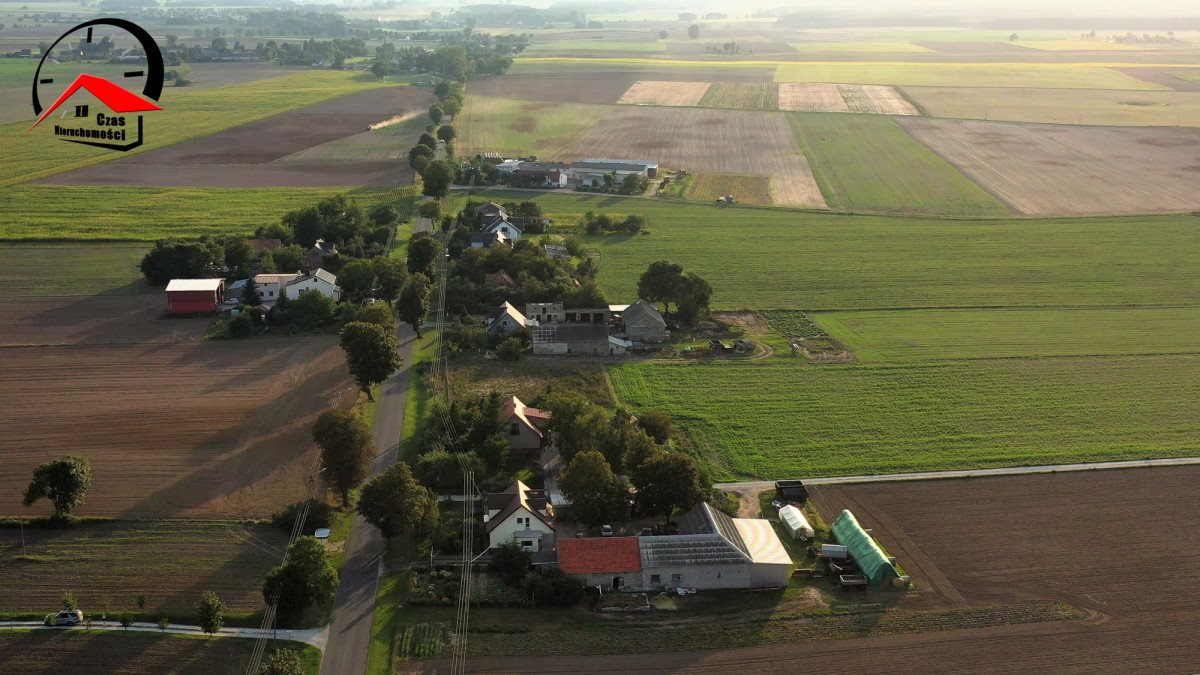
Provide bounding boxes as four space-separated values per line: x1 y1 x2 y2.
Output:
3 3 1200 674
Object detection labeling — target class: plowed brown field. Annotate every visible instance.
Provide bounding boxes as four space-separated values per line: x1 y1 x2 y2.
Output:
900 117 1200 215
566 107 827 208
0 337 354 518
452 467 1200 672
42 86 434 188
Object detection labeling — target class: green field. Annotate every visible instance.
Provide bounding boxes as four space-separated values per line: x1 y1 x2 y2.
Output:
789 113 1008 216
773 63 1166 89
457 96 605 157
0 520 284 619
609 355 1200 479
457 191 1200 310
813 307 1200 362
0 70 392 186
0 185 414 240
699 82 778 110
0 243 147 295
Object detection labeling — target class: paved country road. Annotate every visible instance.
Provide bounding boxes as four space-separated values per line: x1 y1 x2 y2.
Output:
715 456 1200 492
0 621 325 648
321 323 417 675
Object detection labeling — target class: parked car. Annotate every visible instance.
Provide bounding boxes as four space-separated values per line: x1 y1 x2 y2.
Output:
640 527 654 536
600 525 614 537
45 609 83 627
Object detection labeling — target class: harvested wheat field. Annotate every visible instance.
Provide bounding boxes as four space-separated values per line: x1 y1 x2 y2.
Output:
618 80 711 106
900 118 1200 215
565 107 827 208
0 338 355 519
688 174 773 205
839 84 920 115
777 83 850 112
462 467 1200 672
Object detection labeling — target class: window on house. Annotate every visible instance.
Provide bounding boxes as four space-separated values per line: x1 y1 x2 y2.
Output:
510 422 519 435
650 574 661 584
521 540 532 547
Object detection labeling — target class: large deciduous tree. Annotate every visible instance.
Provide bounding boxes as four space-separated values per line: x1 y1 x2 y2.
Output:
337 260 375 302
407 234 440 277
632 452 704 522
313 409 375 506
23 455 92 520
420 160 455 198
196 591 225 636
637 260 711 323
397 275 431 337
371 256 409 304
542 393 607 464
357 462 438 539
339 321 401 399
558 451 629 528
290 288 336 330
262 536 338 627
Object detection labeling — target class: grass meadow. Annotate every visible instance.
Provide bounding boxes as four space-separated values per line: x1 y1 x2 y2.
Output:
0 243 148 295
788 113 1008 216
0 69 392 187
453 191 1200 311
608 355 1200 479
813 307 1200 362
456 96 607 157
0 185 416 240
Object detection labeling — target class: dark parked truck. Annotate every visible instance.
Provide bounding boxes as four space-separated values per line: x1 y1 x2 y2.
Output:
775 479 809 505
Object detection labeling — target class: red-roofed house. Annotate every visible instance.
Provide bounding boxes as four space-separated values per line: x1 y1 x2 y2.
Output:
558 537 643 591
504 395 551 454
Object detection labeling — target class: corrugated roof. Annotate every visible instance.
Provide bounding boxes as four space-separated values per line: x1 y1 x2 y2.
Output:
559 537 642 575
285 268 338 288
622 299 665 327
166 278 223 292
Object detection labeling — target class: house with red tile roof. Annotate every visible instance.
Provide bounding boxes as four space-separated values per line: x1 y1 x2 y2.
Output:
504 395 551 454
558 537 643 591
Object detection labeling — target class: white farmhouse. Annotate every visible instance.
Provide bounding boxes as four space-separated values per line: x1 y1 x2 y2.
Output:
485 481 555 552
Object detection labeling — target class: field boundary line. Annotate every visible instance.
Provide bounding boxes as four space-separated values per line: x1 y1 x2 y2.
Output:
717 456 1200 490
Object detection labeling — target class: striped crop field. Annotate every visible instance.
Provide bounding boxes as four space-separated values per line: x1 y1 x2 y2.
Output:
608 355 1200 479
812 307 1200 362
789 113 1008 216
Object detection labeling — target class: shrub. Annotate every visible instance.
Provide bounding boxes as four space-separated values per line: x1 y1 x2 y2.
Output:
270 499 335 534
229 312 253 338
495 337 523 361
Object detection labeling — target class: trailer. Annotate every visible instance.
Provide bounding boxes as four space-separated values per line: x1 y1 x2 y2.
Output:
838 574 869 592
774 479 809 504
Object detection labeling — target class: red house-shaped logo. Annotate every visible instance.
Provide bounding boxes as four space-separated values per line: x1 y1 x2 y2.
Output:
30 73 161 150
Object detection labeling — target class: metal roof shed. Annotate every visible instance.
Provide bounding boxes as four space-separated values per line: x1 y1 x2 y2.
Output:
777 505 814 540
831 510 899 587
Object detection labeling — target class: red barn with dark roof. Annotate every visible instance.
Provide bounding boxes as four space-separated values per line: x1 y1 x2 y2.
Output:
557 537 642 590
